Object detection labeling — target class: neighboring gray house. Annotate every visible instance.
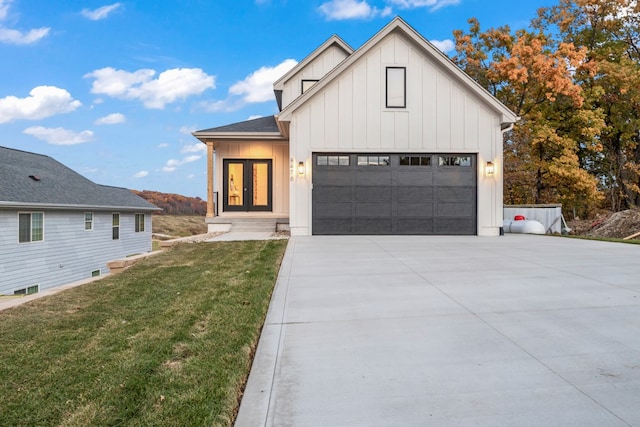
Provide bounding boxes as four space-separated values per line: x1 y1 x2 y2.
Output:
0 146 159 296
194 17 518 236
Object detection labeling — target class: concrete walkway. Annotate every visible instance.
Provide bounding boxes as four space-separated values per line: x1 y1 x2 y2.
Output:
236 235 640 426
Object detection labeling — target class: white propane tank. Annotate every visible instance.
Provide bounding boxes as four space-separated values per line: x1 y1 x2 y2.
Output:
503 215 546 234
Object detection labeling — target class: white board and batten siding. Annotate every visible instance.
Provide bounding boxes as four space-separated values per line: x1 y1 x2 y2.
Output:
0 209 152 295
280 44 351 110
288 32 504 236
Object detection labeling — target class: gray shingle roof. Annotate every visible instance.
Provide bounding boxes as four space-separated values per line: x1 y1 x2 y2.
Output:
195 115 280 133
0 146 159 211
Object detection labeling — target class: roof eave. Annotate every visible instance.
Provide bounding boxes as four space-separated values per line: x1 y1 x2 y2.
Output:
0 201 161 211
273 35 354 90
192 131 286 142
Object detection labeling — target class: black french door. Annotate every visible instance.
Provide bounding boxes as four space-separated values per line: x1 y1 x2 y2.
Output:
223 159 273 212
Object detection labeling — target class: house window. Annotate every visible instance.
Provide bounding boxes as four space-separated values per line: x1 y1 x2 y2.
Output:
135 214 145 232
112 213 120 240
317 155 350 166
357 155 390 166
386 67 406 108
84 212 94 231
18 212 44 243
400 156 431 166
14 285 38 295
439 156 471 167
91 270 100 277
301 79 319 93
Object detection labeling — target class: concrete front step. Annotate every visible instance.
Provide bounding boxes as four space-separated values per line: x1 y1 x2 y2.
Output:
206 216 289 233
232 224 277 232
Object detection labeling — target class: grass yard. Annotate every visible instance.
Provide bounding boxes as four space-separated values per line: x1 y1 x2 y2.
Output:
0 239 287 426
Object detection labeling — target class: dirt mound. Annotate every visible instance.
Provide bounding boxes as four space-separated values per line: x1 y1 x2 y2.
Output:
583 209 640 239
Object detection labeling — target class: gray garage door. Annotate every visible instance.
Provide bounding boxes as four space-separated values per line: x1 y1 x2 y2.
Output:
312 153 477 235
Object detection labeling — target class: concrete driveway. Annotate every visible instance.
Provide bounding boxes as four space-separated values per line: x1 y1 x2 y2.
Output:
236 235 640 426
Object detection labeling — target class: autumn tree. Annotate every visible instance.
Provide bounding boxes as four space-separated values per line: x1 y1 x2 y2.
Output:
534 0 640 211
453 17 604 216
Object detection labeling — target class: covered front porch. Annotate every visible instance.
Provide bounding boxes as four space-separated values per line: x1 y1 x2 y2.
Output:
192 116 290 234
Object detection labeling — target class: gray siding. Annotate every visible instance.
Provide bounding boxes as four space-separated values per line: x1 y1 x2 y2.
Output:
0 209 152 295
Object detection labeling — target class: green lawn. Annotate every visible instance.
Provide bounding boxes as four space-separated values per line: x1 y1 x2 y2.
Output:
0 240 287 427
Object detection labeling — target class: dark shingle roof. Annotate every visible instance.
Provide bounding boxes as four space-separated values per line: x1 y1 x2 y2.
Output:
0 146 158 211
195 115 280 134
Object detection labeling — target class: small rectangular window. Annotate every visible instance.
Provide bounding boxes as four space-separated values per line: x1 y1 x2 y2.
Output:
317 155 350 166
400 156 431 166
84 212 94 231
91 270 100 277
112 213 120 240
18 212 44 243
386 67 406 108
439 156 471 167
358 155 390 166
135 213 145 232
14 285 38 295
301 79 319 93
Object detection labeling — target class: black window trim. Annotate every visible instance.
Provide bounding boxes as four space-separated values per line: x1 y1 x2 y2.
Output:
301 79 319 94
386 66 406 109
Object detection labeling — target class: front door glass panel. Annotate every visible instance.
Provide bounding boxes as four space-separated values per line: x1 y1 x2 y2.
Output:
223 159 272 212
228 163 244 206
253 163 269 207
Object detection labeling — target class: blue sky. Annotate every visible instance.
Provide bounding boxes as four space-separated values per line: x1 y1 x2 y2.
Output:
0 0 552 199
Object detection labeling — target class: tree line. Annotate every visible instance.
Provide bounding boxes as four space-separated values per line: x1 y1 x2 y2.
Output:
132 190 207 215
452 0 640 217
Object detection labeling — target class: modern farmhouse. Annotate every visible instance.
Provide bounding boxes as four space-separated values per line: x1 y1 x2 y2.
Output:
193 17 518 236
0 146 159 296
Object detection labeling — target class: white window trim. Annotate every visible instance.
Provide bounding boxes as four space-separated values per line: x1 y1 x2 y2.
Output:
84 212 94 231
135 213 145 233
112 213 120 240
17 211 44 244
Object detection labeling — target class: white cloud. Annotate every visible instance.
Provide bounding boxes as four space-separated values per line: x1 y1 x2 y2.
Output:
0 26 49 44
181 143 206 154
0 86 81 123
95 112 125 125
158 142 169 148
162 155 201 173
387 0 460 11
318 0 391 20
248 114 263 120
0 1 50 45
431 39 455 53
23 126 94 145
0 0 10 20
186 173 196 179
229 59 297 103
85 67 215 109
133 170 148 178
81 3 121 20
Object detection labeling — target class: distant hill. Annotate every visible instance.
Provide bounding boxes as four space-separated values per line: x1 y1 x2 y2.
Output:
132 190 207 215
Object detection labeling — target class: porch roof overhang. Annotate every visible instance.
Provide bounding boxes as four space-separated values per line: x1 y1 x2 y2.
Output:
192 114 289 144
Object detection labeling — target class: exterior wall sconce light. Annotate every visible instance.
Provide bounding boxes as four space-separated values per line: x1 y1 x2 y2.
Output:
486 161 494 176
298 161 305 175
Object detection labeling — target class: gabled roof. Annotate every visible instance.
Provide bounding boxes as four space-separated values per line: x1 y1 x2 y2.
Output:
0 146 159 211
273 34 354 91
277 16 518 127
192 115 286 142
